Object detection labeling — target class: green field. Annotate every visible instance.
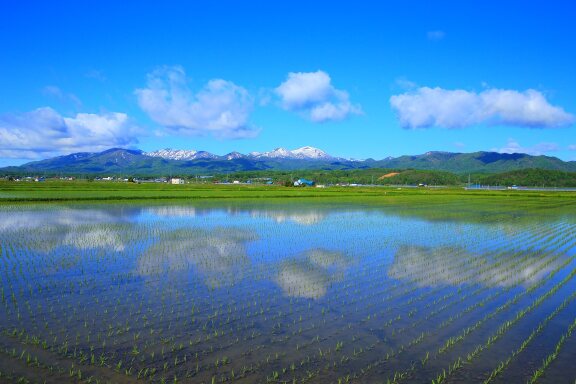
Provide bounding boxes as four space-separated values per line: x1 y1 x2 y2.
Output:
1 180 576 202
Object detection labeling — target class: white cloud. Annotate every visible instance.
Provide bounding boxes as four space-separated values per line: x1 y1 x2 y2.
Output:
275 70 361 122
568 144 576 151
0 107 139 159
495 139 559 156
427 30 446 41
135 66 258 139
390 87 574 129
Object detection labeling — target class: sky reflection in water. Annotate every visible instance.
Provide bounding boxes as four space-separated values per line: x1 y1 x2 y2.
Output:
0 202 575 383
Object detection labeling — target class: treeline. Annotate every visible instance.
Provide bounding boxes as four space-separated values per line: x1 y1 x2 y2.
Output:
211 168 576 187
476 169 576 187
210 168 460 186
377 170 459 185
6 167 576 188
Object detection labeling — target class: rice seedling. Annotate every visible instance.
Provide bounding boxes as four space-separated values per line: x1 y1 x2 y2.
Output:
0 198 574 382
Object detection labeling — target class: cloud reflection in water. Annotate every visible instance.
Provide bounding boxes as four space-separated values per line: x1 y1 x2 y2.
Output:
276 249 351 299
389 245 567 288
136 227 256 287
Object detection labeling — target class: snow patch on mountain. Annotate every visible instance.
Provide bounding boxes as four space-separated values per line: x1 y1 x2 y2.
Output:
145 146 336 161
225 152 245 160
145 148 219 161
250 146 334 160
250 147 292 159
290 146 333 159
193 151 219 160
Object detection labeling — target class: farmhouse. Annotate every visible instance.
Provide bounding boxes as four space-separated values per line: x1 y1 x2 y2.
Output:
294 178 315 187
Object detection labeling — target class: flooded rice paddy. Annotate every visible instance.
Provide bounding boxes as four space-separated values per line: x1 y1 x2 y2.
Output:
0 201 575 383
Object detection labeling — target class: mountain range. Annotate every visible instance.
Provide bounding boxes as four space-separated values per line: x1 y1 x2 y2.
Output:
144 146 339 161
2 146 576 176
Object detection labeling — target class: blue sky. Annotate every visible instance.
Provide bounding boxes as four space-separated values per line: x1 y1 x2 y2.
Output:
1 0 575 166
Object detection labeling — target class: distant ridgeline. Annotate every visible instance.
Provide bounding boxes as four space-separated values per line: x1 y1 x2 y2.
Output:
1 147 576 186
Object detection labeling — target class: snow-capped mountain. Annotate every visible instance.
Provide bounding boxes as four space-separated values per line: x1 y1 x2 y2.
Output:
225 152 245 160
288 146 334 160
249 147 293 159
249 146 335 160
8 147 576 176
146 146 336 161
145 149 198 160
145 149 218 161
193 151 219 160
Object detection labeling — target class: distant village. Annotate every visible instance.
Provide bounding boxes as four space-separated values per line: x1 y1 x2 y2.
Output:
0 174 385 188
4 173 576 192
1 175 335 187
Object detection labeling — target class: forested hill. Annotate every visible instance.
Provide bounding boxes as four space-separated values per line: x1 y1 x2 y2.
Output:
476 169 576 187
1 148 576 176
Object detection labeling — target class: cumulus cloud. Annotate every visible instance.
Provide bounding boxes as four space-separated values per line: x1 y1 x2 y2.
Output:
0 107 139 159
390 87 574 129
275 70 361 123
495 139 559 156
135 66 258 139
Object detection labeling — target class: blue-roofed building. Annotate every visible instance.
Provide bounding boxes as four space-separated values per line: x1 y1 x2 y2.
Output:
294 178 315 187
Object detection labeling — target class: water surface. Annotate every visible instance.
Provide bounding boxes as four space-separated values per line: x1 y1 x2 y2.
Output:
0 201 575 383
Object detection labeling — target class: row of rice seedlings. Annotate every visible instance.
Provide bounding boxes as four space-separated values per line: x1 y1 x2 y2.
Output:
195 260 392 380
394 246 567 340
146 244 414 382
482 290 576 383
66 230 564 382
527 315 576 383
426 226 576 350
432 253 573 348
0 224 155 380
346 224 576 383
56 224 560 382
387 224 570 331
375 244 531 335
428 266 576 384
0 334 132 383
2 204 572 380
125 248 346 380
250 224 564 382
341 256 562 383
431 248 569 333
